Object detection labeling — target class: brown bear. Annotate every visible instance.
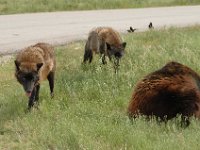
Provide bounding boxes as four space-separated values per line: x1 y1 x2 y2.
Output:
128 61 200 126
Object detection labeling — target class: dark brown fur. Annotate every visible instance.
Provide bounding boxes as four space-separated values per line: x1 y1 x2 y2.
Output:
95 27 126 61
128 61 200 125
83 31 106 63
15 42 56 109
83 27 126 72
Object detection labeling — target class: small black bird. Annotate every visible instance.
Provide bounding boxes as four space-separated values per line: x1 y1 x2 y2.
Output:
127 26 137 33
148 22 154 29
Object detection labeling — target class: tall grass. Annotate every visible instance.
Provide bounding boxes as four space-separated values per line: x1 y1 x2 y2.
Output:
1 26 200 149
0 0 200 14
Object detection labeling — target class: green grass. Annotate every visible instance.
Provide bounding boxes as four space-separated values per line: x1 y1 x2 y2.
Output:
0 0 200 14
1 26 200 149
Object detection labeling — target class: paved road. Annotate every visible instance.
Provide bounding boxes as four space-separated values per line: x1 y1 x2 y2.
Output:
0 5 200 55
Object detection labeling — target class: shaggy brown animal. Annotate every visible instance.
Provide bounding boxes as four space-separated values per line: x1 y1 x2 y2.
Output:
83 30 106 63
83 27 126 72
15 43 56 109
128 61 200 126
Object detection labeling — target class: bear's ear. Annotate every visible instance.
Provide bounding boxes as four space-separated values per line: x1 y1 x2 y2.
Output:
121 42 126 49
14 60 20 71
36 63 43 71
106 42 111 50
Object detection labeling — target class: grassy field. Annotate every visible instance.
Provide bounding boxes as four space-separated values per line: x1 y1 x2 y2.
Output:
0 0 200 14
1 26 200 149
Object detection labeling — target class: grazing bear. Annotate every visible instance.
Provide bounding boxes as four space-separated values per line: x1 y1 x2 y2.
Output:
15 43 56 109
128 61 200 126
83 27 126 72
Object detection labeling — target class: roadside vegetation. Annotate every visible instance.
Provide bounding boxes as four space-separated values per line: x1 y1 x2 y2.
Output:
0 0 200 14
1 26 200 149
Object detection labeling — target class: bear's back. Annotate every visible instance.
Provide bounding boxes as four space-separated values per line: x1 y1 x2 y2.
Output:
128 61 200 120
